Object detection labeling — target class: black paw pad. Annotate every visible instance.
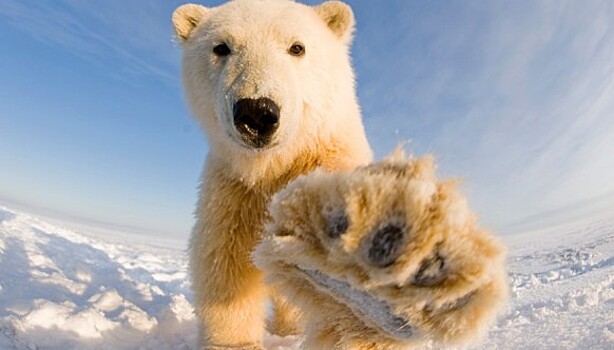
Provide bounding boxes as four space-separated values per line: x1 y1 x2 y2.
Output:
326 211 349 238
413 252 446 286
368 224 404 267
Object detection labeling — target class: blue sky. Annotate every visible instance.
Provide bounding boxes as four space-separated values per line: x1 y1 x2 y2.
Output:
1 0 613 239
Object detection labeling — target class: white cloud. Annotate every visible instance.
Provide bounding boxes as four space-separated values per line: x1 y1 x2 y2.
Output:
356 0 614 231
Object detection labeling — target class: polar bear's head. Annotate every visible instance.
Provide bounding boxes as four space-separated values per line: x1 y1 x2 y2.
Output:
173 0 358 161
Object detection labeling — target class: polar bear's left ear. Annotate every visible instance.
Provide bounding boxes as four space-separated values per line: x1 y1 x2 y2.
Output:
315 1 355 44
172 4 209 42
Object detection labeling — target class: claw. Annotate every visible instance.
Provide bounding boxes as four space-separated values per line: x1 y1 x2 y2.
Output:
425 290 476 314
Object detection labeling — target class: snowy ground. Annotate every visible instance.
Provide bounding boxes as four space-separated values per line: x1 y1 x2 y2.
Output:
0 205 612 349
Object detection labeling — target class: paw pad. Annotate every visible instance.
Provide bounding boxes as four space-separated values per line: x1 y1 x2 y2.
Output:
326 211 349 238
412 252 446 286
367 224 404 267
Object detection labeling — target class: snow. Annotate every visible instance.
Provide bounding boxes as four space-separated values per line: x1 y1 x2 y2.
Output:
472 216 614 350
0 206 196 349
0 205 612 349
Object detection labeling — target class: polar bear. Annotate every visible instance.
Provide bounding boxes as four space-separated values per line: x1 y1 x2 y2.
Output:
172 0 372 348
173 1 507 349
254 151 508 349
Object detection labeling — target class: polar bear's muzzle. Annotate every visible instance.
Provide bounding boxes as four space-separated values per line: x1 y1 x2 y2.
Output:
232 97 280 149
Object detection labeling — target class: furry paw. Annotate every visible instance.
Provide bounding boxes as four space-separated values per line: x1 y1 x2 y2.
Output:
254 150 508 347
202 345 264 350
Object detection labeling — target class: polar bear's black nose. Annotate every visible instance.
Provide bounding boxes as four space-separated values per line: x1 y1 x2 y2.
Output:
233 98 280 147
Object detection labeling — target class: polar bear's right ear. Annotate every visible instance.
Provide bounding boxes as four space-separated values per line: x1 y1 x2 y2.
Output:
172 4 209 42
315 1 355 44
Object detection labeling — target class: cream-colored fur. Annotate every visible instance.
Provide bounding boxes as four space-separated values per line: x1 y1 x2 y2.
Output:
173 0 372 348
254 150 508 349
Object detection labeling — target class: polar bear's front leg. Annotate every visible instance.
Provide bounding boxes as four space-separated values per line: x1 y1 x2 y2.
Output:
268 287 302 336
191 235 267 349
191 160 271 350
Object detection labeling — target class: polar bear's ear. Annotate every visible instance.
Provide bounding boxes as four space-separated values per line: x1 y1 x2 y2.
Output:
172 4 209 42
315 1 355 44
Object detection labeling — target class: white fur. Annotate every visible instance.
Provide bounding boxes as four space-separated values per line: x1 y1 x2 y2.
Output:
179 0 370 185
174 0 372 348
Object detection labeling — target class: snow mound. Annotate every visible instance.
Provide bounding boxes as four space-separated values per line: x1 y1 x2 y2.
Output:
0 205 612 349
0 206 196 349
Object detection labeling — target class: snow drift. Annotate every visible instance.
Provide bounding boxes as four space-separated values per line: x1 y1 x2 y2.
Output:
0 205 612 349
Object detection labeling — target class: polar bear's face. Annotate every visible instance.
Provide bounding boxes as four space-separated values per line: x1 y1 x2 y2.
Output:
173 0 356 153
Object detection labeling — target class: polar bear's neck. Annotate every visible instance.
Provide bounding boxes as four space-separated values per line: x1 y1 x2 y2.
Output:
210 145 324 193
209 132 371 194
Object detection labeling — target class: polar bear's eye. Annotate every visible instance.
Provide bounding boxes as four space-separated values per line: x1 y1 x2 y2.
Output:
213 43 231 57
288 42 305 57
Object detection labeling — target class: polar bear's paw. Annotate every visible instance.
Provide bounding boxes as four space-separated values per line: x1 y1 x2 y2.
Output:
254 150 508 348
